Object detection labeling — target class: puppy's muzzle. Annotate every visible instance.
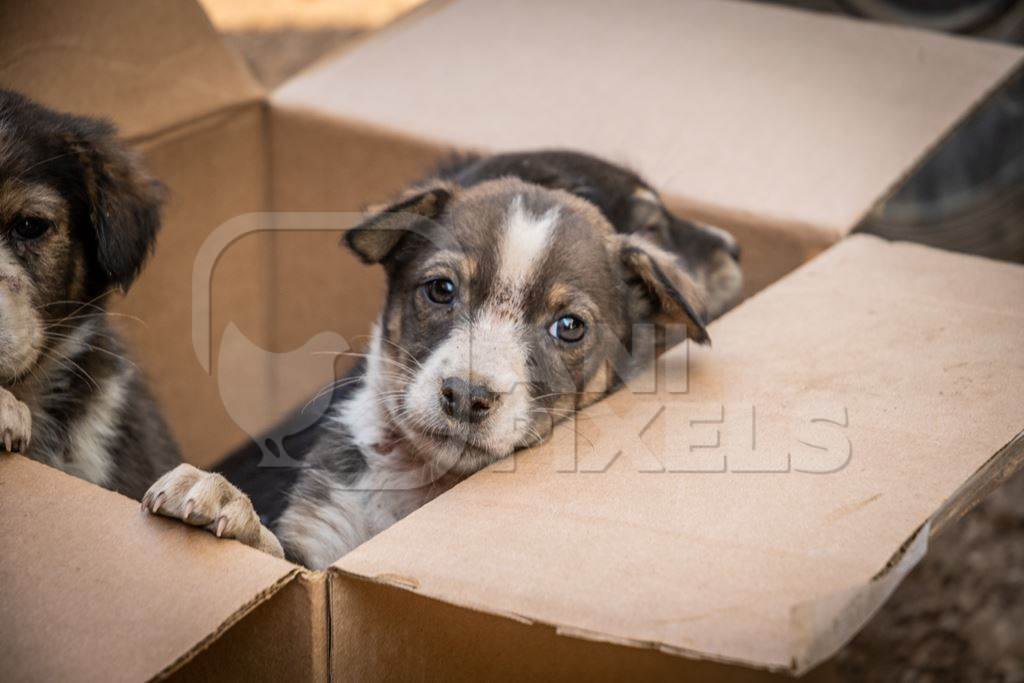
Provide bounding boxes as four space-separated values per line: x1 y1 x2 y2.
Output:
440 376 500 424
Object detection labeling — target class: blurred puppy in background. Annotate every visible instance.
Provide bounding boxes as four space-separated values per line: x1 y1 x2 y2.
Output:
0 90 179 499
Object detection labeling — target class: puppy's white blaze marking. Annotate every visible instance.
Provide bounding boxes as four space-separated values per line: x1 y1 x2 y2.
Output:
66 368 127 487
499 196 558 289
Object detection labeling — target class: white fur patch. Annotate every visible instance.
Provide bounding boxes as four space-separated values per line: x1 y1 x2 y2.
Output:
498 196 559 290
335 323 386 450
65 367 127 487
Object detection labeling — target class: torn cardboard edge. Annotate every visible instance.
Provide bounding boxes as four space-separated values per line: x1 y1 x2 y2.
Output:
791 429 1024 672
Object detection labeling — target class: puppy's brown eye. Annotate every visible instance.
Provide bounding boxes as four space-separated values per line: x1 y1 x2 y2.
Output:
11 215 53 241
548 315 586 343
424 278 457 305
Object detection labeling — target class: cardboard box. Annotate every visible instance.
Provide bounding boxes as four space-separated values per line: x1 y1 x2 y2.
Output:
1 0 1022 679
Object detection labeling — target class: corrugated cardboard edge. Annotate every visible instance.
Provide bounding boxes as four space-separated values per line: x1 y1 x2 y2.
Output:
326 565 792 675
790 429 1024 674
302 570 333 683
152 568 305 680
789 522 930 675
329 429 1024 676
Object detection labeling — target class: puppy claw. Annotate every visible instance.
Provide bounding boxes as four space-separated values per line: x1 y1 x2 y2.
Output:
0 388 32 454
215 516 227 538
183 499 194 520
151 492 164 514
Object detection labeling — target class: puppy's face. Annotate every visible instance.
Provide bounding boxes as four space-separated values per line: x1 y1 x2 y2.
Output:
0 90 161 383
347 178 708 475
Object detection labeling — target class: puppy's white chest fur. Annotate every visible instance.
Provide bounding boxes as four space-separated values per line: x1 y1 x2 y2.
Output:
275 328 458 569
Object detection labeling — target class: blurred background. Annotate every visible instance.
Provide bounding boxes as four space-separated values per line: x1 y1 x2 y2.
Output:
200 0 1024 679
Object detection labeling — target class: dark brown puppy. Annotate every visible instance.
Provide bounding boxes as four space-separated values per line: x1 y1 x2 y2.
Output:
0 90 179 498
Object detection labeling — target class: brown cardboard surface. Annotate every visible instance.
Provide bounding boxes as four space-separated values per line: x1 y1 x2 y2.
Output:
169 572 329 682
274 0 1022 291
264 105 448 409
333 235 1024 672
330 573 838 682
0 0 263 141
116 105 273 468
0 456 299 683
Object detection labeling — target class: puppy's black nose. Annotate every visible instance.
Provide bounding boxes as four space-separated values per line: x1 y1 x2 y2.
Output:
440 377 499 423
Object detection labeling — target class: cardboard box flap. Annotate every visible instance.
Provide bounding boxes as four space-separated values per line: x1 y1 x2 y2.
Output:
274 0 1023 240
334 235 1024 672
0 457 299 682
0 0 263 141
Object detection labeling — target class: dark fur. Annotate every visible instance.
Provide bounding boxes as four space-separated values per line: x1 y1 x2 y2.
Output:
0 90 179 498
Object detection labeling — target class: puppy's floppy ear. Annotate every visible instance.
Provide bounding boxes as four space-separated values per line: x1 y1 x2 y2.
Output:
344 183 455 264
66 119 164 292
614 234 710 344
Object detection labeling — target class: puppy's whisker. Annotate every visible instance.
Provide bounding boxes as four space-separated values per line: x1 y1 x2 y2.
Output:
45 324 121 344
45 352 100 391
377 337 424 369
44 291 116 319
51 311 148 327
42 333 138 369
336 351 419 375
11 150 75 181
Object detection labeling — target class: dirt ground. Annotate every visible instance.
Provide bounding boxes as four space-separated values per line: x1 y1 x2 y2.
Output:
209 6 1024 680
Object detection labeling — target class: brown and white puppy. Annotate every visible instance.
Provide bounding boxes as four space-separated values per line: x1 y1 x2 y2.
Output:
0 90 180 498
144 177 714 567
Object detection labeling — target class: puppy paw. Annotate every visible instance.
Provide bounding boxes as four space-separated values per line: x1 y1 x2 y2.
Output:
142 463 264 548
0 387 31 453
